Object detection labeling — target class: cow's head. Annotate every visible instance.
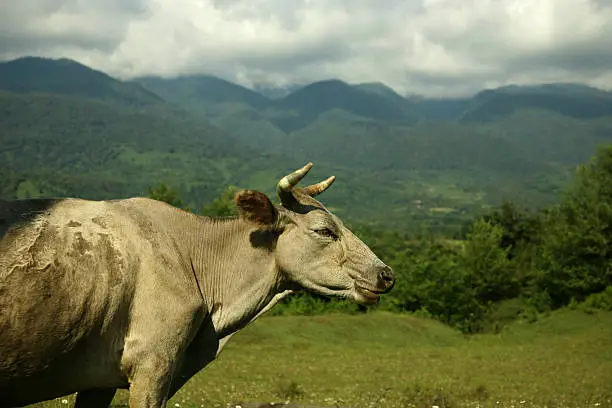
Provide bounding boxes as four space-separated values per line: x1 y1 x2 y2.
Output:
234 162 395 305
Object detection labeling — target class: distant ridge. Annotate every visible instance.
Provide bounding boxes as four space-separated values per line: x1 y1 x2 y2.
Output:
0 57 163 106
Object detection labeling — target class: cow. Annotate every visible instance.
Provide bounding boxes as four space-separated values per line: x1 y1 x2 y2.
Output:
0 162 395 408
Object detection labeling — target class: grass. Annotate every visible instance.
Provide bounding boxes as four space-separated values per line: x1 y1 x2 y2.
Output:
29 309 612 408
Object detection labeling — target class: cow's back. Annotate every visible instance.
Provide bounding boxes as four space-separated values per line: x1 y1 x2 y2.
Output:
0 197 147 404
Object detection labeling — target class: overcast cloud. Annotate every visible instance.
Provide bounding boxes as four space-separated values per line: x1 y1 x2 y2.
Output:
1 0 611 97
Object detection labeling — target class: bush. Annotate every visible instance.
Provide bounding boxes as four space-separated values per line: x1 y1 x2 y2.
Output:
579 286 612 312
270 292 364 316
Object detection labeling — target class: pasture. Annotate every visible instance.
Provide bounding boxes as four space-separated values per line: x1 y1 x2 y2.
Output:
30 309 611 408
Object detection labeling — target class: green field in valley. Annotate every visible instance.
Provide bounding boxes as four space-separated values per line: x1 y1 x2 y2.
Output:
31 309 612 408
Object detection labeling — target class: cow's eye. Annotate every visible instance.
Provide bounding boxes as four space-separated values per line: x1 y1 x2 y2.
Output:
314 228 337 240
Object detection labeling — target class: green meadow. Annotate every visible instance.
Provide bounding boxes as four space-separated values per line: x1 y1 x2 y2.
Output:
34 309 612 408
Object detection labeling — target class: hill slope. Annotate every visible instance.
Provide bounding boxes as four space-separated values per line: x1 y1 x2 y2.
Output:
269 79 418 132
0 91 254 202
460 84 612 122
136 75 271 110
135 74 286 149
0 57 163 106
355 81 408 104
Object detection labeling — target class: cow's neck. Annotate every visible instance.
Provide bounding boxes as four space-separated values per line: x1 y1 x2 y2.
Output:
185 216 290 339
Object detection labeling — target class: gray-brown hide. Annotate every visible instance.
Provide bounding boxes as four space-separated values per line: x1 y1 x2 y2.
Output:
0 163 395 408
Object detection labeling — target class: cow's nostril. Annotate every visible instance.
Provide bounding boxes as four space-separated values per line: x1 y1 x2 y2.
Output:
379 266 395 286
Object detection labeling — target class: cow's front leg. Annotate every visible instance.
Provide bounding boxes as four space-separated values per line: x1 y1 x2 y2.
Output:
121 301 206 407
127 355 175 408
167 318 219 399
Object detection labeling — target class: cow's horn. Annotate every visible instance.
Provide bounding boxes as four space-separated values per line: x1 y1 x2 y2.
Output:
277 162 313 207
303 175 335 197
277 162 313 192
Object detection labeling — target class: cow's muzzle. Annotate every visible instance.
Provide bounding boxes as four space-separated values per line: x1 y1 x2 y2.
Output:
377 265 395 293
354 265 395 304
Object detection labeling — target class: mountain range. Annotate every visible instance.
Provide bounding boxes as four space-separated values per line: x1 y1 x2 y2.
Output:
1 56 612 233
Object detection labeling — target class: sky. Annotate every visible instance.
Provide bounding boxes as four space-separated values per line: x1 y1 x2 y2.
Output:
1 0 612 98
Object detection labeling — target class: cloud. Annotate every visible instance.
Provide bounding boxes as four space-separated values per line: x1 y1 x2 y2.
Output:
0 0 611 97
0 0 148 55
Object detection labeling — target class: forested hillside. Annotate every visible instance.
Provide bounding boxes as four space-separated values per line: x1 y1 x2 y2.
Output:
2 56 612 235
0 57 163 106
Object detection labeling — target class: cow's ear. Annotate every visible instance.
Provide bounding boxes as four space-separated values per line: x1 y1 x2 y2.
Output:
234 190 278 226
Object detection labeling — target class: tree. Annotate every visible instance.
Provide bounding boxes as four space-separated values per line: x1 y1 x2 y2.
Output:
536 145 612 307
481 201 541 258
201 186 239 217
460 218 516 305
147 183 186 209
